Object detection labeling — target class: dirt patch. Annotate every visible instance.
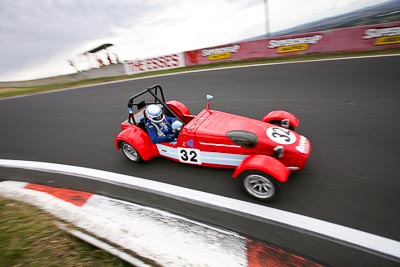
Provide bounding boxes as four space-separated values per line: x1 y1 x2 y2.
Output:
0 88 18 93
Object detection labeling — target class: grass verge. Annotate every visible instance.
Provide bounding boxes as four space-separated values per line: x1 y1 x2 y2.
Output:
0 197 133 266
1 48 399 99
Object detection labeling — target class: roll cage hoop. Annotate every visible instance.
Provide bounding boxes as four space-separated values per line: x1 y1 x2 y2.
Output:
127 84 183 125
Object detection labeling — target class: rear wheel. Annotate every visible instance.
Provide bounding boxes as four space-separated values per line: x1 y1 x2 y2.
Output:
240 171 278 201
121 141 142 163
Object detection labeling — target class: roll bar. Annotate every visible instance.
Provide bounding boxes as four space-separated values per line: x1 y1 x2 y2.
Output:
126 84 183 125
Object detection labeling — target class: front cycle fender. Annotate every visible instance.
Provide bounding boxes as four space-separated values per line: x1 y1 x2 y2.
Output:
232 154 290 183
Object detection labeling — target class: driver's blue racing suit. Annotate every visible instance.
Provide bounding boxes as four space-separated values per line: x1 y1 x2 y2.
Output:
143 116 179 143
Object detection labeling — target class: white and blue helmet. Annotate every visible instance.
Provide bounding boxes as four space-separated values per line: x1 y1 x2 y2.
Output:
145 104 164 123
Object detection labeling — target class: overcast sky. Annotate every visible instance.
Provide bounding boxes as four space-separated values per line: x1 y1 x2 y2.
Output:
0 0 391 81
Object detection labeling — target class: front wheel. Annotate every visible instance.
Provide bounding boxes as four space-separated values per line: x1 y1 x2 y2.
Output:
121 141 142 163
239 171 279 201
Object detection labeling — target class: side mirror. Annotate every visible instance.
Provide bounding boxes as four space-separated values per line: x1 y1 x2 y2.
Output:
206 94 214 110
171 120 183 130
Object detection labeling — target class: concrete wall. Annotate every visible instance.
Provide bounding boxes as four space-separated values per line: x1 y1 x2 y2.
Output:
0 63 126 88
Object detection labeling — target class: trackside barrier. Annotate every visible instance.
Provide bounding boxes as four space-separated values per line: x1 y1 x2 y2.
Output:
122 22 400 75
2 22 398 88
183 21 400 66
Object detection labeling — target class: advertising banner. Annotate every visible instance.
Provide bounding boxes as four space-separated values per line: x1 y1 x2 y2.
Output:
184 22 400 66
124 53 185 75
184 42 267 66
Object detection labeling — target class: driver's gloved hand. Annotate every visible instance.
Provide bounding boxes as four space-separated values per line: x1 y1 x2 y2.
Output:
168 134 176 141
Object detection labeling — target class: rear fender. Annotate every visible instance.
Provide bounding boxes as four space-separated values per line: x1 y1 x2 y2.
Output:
262 110 299 129
115 126 157 161
233 154 290 183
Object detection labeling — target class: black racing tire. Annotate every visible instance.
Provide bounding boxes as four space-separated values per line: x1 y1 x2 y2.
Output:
120 141 142 163
239 170 279 202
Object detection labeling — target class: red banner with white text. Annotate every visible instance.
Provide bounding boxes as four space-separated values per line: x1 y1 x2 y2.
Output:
124 53 185 75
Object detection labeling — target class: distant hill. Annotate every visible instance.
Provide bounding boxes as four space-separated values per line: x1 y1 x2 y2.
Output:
245 0 400 40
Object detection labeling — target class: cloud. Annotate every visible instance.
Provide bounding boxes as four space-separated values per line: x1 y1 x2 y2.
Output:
0 0 392 81
109 0 265 59
0 0 165 80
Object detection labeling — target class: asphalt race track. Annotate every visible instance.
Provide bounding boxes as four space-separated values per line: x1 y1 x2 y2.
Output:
1 55 400 266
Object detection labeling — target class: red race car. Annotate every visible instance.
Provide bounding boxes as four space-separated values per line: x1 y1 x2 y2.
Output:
115 85 311 201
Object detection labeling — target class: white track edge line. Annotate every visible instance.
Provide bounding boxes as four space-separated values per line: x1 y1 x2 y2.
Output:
1 159 399 261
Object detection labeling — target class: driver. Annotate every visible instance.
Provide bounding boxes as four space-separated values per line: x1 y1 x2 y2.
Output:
143 104 180 143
